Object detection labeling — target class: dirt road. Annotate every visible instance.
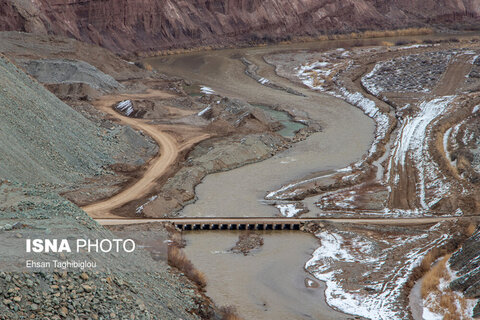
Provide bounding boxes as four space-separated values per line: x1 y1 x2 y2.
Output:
95 216 467 226
82 90 209 218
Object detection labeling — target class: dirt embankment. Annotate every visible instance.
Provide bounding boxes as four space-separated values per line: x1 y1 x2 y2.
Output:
0 54 147 187
1 0 480 54
81 90 211 219
264 39 480 216
0 182 211 320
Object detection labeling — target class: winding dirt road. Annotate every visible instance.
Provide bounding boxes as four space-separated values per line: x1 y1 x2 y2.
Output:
82 90 209 218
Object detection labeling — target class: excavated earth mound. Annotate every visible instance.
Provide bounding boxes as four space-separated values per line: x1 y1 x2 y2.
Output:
0 56 147 186
18 58 122 92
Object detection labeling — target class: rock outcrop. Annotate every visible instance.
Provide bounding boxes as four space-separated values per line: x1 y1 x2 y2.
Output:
449 229 480 317
1 0 479 54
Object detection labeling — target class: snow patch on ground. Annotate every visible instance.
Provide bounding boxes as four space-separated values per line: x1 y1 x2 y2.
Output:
116 100 134 116
306 226 451 320
258 77 269 85
423 263 477 319
296 61 336 91
197 105 212 116
200 86 215 95
422 307 443 320
276 203 302 217
388 96 455 210
265 172 337 200
397 44 430 50
135 195 158 215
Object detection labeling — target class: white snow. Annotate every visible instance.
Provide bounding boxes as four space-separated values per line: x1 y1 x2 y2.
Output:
116 100 134 116
423 262 477 319
388 96 455 210
200 86 215 95
258 77 269 85
422 307 443 320
296 61 337 91
473 105 480 114
197 105 212 116
397 44 429 50
265 172 337 200
443 127 453 166
135 195 158 214
362 63 384 96
276 203 302 217
306 227 451 320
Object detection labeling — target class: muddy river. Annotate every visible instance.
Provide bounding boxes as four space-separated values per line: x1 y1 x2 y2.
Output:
183 231 349 320
146 34 475 319
147 40 372 319
148 40 375 218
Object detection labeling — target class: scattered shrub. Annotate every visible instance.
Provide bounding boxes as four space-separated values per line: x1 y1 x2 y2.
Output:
143 62 153 71
168 246 206 288
219 306 243 320
465 222 477 237
421 255 449 299
395 40 410 46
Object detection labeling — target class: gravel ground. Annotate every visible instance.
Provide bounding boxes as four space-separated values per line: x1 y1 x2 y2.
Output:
18 58 122 92
0 181 209 320
0 55 154 188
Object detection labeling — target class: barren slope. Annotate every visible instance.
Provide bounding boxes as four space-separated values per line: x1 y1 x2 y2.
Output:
0 55 143 186
0 0 479 53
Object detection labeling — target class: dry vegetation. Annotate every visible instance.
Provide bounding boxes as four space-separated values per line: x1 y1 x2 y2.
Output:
421 254 473 320
219 306 244 320
139 27 433 58
168 246 207 289
421 254 451 299
465 222 477 237
413 223 477 319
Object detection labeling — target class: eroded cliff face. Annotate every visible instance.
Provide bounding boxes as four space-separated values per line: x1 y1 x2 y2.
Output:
1 0 479 53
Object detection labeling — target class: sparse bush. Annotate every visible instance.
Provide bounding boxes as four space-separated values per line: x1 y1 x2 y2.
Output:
143 62 153 71
395 40 410 46
448 37 460 43
465 222 477 237
421 254 451 299
219 306 243 320
168 246 206 288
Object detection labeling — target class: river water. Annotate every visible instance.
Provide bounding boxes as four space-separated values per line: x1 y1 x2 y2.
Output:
183 231 350 320
146 34 474 319
148 41 371 318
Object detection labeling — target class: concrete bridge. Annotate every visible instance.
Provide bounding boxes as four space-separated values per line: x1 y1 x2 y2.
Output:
96 216 462 230
169 217 306 231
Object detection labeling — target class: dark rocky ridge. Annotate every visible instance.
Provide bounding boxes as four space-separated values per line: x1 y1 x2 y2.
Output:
1 0 479 54
449 228 480 317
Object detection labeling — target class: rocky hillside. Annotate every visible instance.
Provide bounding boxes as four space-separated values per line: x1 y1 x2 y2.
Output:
1 0 479 54
0 55 149 186
449 228 480 317
0 182 208 319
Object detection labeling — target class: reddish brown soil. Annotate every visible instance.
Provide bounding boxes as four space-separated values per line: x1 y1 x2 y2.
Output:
1 0 479 54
